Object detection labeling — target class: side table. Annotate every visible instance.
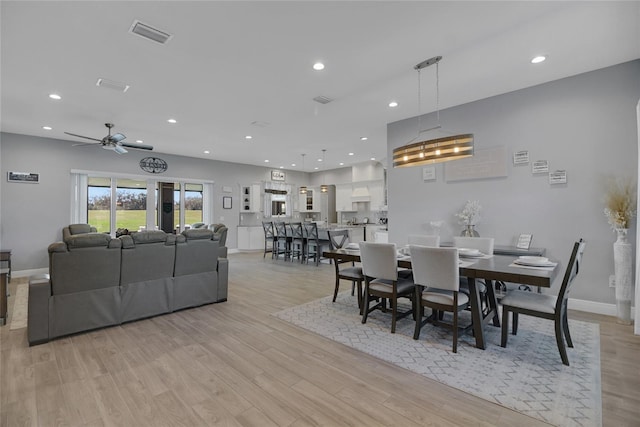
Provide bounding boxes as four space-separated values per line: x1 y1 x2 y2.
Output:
0 249 11 283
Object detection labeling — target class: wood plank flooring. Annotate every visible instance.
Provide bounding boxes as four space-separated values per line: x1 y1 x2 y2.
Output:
1 252 639 426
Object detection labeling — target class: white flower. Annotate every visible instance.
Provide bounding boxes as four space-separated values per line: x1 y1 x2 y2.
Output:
455 200 482 226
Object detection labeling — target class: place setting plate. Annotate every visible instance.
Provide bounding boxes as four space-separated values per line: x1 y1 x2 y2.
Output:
513 256 555 267
457 248 484 258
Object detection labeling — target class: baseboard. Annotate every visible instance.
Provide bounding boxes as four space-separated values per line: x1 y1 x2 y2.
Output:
12 268 48 279
569 297 636 319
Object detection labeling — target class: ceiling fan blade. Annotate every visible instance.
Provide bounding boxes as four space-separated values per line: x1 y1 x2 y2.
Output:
64 132 102 142
71 142 100 147
120 142 154 151
109 133 126 143
103 144 128 154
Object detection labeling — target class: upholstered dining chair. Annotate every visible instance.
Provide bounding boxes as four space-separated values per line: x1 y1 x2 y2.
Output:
328 229 364 312
407 234 440 247
359 242 414 333
409 245 471 353
261 221 276 258
500 239 585 366
453 236 495 313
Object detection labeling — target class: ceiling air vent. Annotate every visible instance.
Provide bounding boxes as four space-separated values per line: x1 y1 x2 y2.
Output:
129 20 173 44
313 95 333 104
251 121 270 128
96 78 130 93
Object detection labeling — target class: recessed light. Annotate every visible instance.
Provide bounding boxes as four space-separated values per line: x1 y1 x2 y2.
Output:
42 126 52 130
167 118 177 124
264 159 269 163
388 101 398 108
531 55 546 64
245 135 252 140
370 157 376 161
317 158 323 162
279 166 284 169
348 152 354 156
339 162 344 166
360 137 368 141
49 93 61 100
136 140 143 143
204 150 210 154
313 62 325 71
291 163 296 167
314 167 319 170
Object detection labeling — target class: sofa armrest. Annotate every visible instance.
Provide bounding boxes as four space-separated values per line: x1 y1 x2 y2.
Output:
28 274 51 346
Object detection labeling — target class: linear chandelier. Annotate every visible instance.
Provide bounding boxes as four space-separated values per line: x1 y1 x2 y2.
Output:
393 56 473 168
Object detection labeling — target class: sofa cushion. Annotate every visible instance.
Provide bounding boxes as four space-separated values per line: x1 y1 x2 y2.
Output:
68 223 94 235
132 230 172 245
182 229 214 240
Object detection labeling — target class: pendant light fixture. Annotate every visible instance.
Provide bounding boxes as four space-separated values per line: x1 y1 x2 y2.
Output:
299 154 307 194
392 56 473 168
320 149 328 193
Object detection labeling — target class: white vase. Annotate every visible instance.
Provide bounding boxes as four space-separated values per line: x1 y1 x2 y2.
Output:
613 228 632 325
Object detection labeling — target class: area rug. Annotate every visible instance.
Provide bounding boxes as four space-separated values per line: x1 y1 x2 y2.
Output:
9 281 28 330
274 292 602 427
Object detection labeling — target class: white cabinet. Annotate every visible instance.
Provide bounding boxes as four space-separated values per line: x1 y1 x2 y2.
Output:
335 184 355 212
374 230 388 243
241 184 261 212
299 187 320 212
368 180 385 211
237 226 265 250
348 226 365 243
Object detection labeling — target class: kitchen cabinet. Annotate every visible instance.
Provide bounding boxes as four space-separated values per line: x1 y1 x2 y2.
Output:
237 226 265 250
368 180 385 211
335 184 355 212
298 187 322 212
241 184 261 212
374 230 389 243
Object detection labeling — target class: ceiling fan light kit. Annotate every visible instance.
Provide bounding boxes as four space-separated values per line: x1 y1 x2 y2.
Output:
393 55 474 168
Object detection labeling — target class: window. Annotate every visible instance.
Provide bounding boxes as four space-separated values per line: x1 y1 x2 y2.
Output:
87 177 111 233
185 183 203 226
116 178 147 232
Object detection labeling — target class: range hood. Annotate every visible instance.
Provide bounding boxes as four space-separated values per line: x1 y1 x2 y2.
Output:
351 186 371 202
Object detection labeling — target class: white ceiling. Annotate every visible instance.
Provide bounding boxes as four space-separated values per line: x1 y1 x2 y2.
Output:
1 1 639 171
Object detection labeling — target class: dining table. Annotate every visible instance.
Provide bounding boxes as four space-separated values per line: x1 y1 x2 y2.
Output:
323 248 560 350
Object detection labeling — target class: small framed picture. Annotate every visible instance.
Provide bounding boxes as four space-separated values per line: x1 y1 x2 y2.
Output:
516 234 533 250
513 150 529 165
7 171 39 183
422 166 436 181
549 170 567 185
532 160 549 174
223 196 232 209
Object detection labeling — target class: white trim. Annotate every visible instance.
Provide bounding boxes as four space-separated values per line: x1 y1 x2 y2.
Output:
12 268 48 279
569 297 635 319
635 98 640 335
70 169 214 184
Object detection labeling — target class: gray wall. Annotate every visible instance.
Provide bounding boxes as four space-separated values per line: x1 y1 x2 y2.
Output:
388 60 640 306
0 133 307 270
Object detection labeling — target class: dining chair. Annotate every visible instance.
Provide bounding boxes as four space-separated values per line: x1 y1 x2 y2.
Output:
453 236 495 313
409 245 471 353
407 234 440 247
328 229 364 312
500 239 586 366
303 222 330 266
359 242 414 333
261 221 276 259
274 221 291 260
289 222 305 263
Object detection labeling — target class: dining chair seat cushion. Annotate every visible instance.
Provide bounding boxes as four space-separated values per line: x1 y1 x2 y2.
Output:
422 289 469 306
369 277 414 294
338 266 364 280
500 290 556 314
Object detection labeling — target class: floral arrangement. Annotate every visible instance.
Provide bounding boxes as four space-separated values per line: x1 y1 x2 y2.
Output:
455 200 482 225
604 177 636 230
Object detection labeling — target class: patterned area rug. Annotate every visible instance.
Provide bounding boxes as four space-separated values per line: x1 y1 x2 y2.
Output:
274 292 602 427
9 281 28 330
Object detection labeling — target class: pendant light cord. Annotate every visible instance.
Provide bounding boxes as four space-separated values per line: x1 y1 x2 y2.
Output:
436 61 440 125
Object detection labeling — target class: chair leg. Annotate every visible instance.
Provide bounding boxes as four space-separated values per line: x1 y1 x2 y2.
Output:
501 307 509 347
555 318 570 366
452 307 459 353
512 312 519 335
391 297 397 333
332 277 340 302
351 282 355 296
361 292 370 324
413 303 422 340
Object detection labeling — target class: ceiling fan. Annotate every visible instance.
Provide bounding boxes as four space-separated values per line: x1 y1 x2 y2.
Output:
64 123 153 154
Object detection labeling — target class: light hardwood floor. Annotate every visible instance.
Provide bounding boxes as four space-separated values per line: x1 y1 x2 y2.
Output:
1 252 639 426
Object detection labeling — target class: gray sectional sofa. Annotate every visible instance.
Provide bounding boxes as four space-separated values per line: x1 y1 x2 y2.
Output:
28 229 228 345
